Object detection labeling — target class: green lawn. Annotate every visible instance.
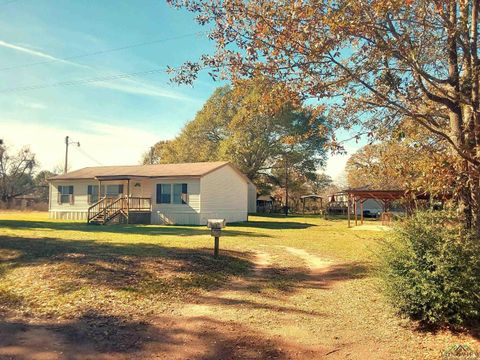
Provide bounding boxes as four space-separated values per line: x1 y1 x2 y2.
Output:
0 212 477 359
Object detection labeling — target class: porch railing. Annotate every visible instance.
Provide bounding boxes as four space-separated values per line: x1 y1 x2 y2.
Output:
128 197 151 211
87 196 152 224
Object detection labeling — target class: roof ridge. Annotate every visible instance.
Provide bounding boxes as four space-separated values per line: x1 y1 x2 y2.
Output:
48 161 236 181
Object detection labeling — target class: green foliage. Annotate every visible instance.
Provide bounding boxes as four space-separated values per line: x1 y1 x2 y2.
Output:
378 211 480 327
145 78 328 186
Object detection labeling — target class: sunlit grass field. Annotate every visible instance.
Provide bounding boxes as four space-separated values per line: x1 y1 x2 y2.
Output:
0 211 476 359
0 212 380 318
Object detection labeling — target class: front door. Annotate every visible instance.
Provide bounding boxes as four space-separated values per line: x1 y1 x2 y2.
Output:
131 181 143 198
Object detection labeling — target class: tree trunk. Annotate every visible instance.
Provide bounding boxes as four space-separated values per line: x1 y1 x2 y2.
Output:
470 167 480 238
459 161 473 230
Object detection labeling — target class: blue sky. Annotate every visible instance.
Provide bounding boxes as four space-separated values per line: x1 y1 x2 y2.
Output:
0 0 358 179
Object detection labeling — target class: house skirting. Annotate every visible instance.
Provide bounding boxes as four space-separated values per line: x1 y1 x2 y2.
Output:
49 210 248 225
49 210 88 221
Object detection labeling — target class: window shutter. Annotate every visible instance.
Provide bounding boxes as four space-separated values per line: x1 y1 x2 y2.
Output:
57 186 63 204
182 183 188 204
156 184 162 204
69 194 74 205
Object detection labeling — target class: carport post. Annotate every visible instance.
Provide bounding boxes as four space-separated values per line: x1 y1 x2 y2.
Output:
354 198 358 226
347 195 351 228
360 200 364 225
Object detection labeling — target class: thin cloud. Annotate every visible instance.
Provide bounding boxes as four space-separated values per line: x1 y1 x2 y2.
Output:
93 77 198 102
16 99 47 109
0 39 88 69
0 40 197 102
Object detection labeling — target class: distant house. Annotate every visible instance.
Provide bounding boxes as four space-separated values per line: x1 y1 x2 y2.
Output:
12 192 48 210
48 161 256 225
256 195 274 213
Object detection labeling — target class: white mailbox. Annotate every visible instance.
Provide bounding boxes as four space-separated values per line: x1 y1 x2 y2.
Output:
207 219 225 258
207 219 226 230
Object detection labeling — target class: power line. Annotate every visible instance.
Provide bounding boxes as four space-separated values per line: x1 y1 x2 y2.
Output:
0 67 167 93
75 146 103 166
0 32 204 72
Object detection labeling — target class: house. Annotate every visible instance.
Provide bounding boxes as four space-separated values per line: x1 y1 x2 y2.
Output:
256 195 274 213
48 161 257 225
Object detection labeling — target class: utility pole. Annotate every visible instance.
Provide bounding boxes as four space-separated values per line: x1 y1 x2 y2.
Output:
64 136 80 174
150 146 154 165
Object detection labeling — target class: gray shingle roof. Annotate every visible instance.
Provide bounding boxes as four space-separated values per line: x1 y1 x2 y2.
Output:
49 161 231 180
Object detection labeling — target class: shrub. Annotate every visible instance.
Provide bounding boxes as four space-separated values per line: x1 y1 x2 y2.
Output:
378 210 480 327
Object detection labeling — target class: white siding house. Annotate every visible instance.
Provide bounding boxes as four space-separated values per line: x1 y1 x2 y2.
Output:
48 162 252 225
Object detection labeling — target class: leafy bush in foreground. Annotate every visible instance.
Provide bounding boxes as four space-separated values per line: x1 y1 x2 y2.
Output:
378 211 480 327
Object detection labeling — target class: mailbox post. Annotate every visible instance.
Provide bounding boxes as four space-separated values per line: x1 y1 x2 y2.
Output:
207 219 225 258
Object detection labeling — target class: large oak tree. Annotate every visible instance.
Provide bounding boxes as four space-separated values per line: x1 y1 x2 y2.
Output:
144 78 328 192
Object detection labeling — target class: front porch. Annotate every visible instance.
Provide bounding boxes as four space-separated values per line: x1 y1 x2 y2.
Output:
87 176 152 225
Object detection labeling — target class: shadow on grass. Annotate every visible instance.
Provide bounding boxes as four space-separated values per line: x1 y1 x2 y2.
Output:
234 220 315 230
0 233 373 315
0 219 270 237
0 312 296 359
0 235 253 297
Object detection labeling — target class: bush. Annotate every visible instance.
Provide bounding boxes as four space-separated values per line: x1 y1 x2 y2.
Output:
378 210 480 327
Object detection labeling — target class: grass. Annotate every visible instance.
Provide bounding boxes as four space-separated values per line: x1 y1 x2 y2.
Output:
0 211 477 359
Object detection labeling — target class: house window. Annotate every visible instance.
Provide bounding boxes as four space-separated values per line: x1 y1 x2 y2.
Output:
156 184 171 204
57 185 74 204
173 183 188 204
106 185 123 198
87 185 102 204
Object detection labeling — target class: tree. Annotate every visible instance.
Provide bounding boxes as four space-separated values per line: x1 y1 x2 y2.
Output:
345 122 456 198
146 78 328 184
0 144 37 203
168 0 480 235
141 140 171 165
345 143 407 190
34 170 56 202
308 173 333 194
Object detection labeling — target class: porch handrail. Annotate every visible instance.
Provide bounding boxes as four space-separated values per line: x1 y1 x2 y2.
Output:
87 196 107 222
